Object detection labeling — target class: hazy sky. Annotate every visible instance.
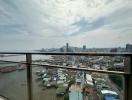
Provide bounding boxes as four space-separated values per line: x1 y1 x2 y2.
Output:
0 0 132 51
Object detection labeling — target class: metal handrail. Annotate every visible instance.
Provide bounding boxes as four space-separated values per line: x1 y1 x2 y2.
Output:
0 60 129 75
0 52 132 56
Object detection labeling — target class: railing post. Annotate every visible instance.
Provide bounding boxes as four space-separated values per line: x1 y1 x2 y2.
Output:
26 54 32 100
124 56 132 100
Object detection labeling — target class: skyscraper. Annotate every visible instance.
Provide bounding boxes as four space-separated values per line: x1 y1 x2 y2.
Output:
66 43 69 52
126 44 132 52
83 45 86 52
124 44 132 72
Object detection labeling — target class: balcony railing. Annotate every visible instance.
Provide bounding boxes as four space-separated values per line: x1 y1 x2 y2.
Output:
0 52 132 100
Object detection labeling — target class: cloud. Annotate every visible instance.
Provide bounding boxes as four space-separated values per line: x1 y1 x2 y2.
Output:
0 0 132 50
71 3 132 35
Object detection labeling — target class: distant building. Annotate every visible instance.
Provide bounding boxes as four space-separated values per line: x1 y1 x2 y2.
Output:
60 48 64 52
39 48 45 52
66 43 69 52
110 48 117 52
83 45 86 51
124 44 132 72
126 44 132 52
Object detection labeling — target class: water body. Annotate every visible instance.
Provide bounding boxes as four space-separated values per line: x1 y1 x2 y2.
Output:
0 55 52 100
0 70 28 100
0 67 64 100
0 55 51 62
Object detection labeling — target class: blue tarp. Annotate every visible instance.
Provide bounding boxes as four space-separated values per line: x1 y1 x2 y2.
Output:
104 95 116 100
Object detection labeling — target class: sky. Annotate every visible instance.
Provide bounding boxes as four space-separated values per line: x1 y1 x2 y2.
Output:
0 0 132 51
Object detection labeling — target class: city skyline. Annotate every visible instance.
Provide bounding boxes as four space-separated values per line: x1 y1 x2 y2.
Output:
0 0 132 51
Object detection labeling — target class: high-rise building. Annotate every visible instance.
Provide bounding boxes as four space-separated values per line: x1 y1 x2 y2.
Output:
124 44 132 72
60 48 64 52
83 45 86 51
126 44 132 52
110 48 117 52
66 43 69 52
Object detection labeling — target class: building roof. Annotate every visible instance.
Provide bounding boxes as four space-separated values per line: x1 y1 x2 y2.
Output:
86 74 93 86
101 90 118 95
